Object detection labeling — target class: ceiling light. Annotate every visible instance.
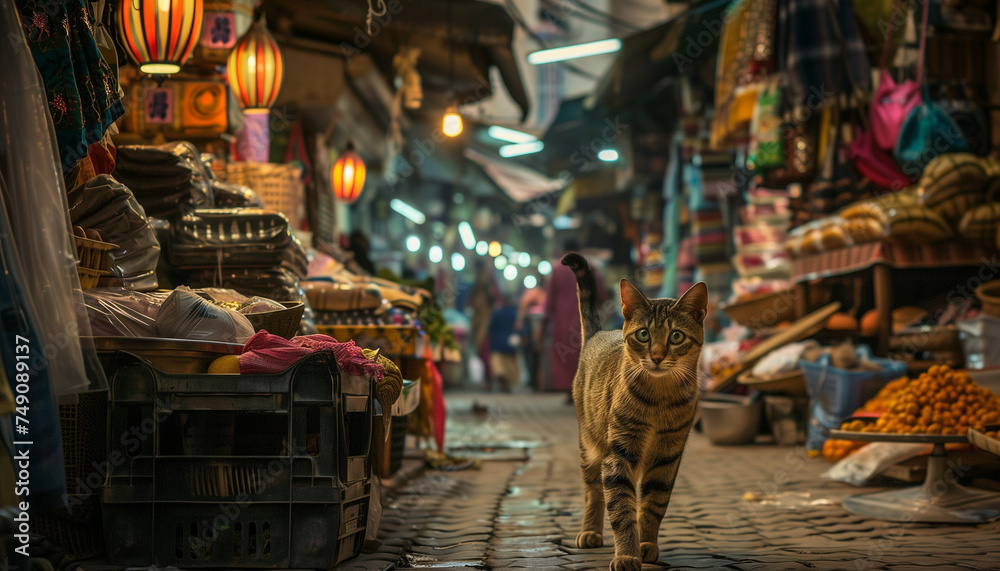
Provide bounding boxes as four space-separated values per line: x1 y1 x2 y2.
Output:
488 126 537 144
527 38 622 65
499 141 544 158
458 222 476 250
494 255 508 270
451 252 466 271
538 260 552 275
598 149 619 162
517 252 531 267
429 245 443 263
405 235 421 252
523 275 537 289
488 241 502 257
442 106 463 137
390 199 426 224
476 241 489 255
503 265 517 281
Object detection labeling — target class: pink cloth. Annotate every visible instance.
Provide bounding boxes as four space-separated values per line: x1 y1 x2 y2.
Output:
240 330 386 379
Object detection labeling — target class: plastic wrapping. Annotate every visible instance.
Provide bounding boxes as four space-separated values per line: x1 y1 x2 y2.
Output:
113 142 212 218
170 209 308 276
82 288 167 337
823 442 932 486
156 286 254 344
1 0 105 396
213 180 263 208
67 174 161 290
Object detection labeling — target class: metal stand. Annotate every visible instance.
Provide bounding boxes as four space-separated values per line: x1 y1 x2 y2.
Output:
830 430 1000 523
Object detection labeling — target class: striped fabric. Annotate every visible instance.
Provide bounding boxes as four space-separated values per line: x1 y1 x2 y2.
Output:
117 0 204 74
227 20 284 112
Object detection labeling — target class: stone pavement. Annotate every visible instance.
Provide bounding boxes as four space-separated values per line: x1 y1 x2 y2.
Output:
340 392 1000 571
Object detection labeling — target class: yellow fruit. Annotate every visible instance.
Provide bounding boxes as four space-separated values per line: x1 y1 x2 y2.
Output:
208 355 241 374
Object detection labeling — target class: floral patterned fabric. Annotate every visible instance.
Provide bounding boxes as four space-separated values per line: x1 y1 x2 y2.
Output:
15 0 123 172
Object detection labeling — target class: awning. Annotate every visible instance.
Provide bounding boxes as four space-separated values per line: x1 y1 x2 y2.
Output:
263 0 530 120
463 148 567 203
592 0 731 112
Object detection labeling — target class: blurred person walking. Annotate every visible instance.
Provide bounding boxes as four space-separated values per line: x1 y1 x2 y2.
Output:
487 294 522 392
515 277 546 391
469 260 499 386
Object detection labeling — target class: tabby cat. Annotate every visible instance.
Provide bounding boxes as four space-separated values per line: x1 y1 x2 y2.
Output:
563 253 708 571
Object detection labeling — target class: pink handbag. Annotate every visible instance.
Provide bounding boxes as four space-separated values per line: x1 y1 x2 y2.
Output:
848 126 911 191
870 0 922 151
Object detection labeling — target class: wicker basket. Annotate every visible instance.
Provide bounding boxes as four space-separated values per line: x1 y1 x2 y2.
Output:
74 235 117 290
976 280 1000 318
244 301 306 339
224 162 304 230
721 289 797 329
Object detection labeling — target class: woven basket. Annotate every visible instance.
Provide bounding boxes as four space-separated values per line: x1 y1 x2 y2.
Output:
225 162 303 230
976 281 1000 318
244 301 306 339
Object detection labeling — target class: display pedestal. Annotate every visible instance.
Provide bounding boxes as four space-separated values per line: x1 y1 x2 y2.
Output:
830 430 1000 523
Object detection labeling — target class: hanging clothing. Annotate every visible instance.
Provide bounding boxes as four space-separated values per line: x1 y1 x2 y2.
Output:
14 0 124 171
776 0 871 111
3 0 106 398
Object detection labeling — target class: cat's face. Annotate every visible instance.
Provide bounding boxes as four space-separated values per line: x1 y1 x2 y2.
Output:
620 280 709 379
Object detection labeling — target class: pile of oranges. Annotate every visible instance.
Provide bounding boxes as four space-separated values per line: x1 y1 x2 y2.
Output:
840 365 1000 435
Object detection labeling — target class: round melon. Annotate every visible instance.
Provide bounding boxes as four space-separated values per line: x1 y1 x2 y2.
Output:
886 204 952 244
917 153 988 223
958 202 1000 246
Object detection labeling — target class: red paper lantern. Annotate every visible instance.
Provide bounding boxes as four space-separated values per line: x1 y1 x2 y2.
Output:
227 18 284 113
117 0 204 75
331 145 366 203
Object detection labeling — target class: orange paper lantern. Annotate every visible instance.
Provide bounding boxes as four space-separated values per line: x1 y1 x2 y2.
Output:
227 19 284 113
117 0 204 75
332 145 366 203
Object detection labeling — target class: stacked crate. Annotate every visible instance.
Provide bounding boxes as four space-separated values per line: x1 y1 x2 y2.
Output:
102 350 373 569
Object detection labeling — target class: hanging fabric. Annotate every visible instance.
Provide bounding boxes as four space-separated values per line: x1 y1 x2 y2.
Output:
776 0 871 112
1 0 105 397
13 0 124 172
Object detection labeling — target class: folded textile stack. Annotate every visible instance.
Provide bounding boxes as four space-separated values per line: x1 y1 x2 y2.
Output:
305 254 431 328
67 174 161 291
113 142 261 219
170 209 312 333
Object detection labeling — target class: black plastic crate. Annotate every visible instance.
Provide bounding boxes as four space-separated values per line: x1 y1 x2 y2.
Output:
102 350 374 568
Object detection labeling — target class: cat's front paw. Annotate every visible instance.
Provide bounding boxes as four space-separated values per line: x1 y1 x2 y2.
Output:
576 530 603 548
640 542 660 563
609 555 641 571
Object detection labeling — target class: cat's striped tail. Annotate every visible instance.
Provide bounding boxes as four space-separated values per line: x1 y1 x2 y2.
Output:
561 252 601 343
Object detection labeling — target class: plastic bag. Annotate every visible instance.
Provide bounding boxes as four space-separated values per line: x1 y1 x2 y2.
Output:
156 286 254 344
82 288 169 337
823 442 932 486
67 174 161 291
238 297 286 314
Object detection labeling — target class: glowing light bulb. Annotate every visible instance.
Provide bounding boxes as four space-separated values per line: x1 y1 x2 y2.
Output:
405 235 421 252
442 106 463 137
488 241 502 257
476 241 489 256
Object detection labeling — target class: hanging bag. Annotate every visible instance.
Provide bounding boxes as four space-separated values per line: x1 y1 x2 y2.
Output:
870 0 921 151
747 78 785 172
893 0 969 178
824 0 912 191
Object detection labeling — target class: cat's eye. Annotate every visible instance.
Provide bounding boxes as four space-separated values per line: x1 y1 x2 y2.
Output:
670 331 686 344
635 328 650 342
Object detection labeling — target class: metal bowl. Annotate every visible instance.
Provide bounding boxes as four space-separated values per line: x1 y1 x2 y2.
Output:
698 395 764 445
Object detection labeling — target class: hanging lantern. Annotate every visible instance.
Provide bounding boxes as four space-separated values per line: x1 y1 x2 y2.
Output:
442 105 463 137
332 144 367 203
117 0 205 75
227 17 284 113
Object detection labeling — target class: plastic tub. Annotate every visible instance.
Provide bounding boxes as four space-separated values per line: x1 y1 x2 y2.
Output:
800 345 906 419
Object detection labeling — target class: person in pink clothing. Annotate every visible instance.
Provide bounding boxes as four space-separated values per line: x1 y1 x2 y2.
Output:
542 240 606 397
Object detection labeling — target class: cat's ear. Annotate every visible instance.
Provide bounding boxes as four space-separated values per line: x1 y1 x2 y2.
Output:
620 279 649 321
675 282 709 322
